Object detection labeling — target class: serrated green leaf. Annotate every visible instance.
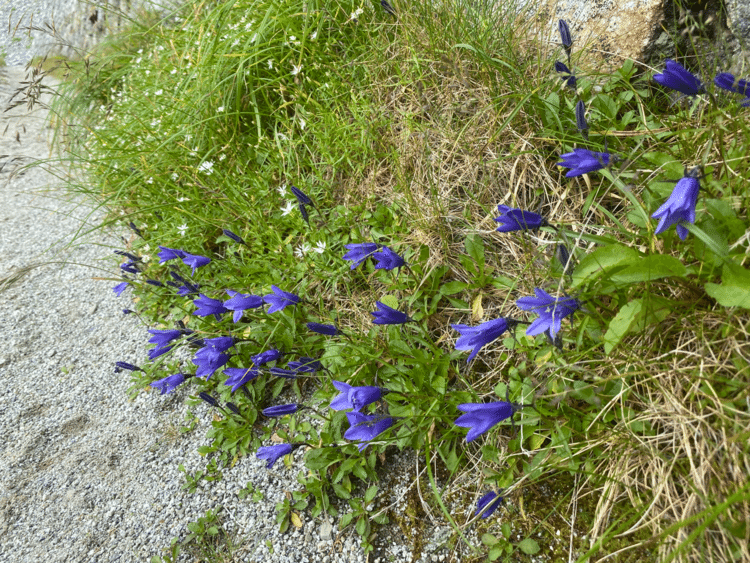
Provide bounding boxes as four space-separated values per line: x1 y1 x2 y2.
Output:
705 262 750 309
517 538 540 554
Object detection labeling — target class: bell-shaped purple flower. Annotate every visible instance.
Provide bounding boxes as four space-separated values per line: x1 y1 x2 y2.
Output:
653 60 704 96
651 169 701 240
150 373 187 395
263 285 300 313
342 243 378 269
181 252 211 276
262 403 301 417
222 229 246 245
558 19 572 57
193 294 229 320
204 336 235 352
554 61 577 89
371 301 412 325
714 72 750 106
287 357 322 374
120 261 139 275
455 401 520 442
517 288 579 338
223 367 260 392
575 100 588 140
290 186 312 205
113 281 130 296
372 246 405 270
224 290 264 323
115 361 143 373
256 443 293 468
344 412 394 451
451 317 511 362
475 491 504 519
557 148 612 177
251 349 282 366
148 329 183 349
307 322 339 336
494 206 547 232
330 381 384 411
192 346 230 379
158 246 185 263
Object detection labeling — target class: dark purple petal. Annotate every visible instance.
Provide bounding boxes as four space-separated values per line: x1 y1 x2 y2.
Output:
370 301 412 325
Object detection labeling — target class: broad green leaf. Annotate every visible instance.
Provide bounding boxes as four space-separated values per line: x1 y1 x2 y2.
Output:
518 538 540 554
379 294 399 309
464 234 485 270
705 262 750 309
609 255 686 284
364 485 378 504
603 297 672 353
572 244 638 288
440 281 467 295
482 533 499 546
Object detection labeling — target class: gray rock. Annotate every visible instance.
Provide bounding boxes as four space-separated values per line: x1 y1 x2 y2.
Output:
726 0 750 50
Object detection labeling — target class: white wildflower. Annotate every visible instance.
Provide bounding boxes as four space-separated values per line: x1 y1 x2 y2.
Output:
154 89 163 96
295 242 311 257
217 106 225 112
310 31 317 40
268 59 273 69
291 63 302 76
313 241 326 253
278 185 288 196
177 223 188 236
198 161 214 175
281 201 296 216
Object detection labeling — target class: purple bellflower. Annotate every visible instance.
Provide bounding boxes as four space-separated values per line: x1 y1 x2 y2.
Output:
224 367 260 392
342 243 379 269
290 186 312 205
262 404 301 417
344 412 395 451
288 357 322 374
263 285 300 313
192 346 230 380
268 367 298 379
203 336 235 352
148 329 183 349
476 491 504 519
199 392 219 407
654 60 704 96
256 443 293 468
251 349 282 366
517 288 579 338
455 401 521 442
307 322 339 336
158 246 185 263
557 148 613 177
558 19 572 59
115 361 143 373
145 279 163 287
222 229 246 245
113 281 130 296
120 261 139 275
651 168 701 240
451 317 512 362
371 301 412 325
372 246 406 270
181 252 211 276
494 205 547 232
224 290 264 323
193 294 230 320
714 72 750 106
554 61 577 90
330 381 384 411
150 373 187 395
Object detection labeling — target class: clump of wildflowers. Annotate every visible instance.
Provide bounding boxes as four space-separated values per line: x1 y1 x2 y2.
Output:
517 288 579 339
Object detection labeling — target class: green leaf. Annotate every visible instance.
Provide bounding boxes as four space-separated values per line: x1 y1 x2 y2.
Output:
464 234 485 271
571 244 639 288
705 262 750 309
440 281 467 295
609 254 686 284
481 533 499 546
379 294 399 309
364 485 378 504
517 538 540 554
603 297 672 354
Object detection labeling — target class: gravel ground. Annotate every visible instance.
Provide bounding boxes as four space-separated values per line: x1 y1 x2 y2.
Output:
0 65 372 563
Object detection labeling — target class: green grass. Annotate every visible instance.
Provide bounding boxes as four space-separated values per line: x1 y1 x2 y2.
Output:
42 0 750 561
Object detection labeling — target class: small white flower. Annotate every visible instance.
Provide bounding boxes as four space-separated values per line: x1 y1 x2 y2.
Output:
218 153 226 161
141 254 151 263
198 161 214 175
310 31 317 40
295 242 311 257
177 223 188 236
268 59 273 69
281 201 296 216
217 106 225 112
146 177 154 184
278 185 288 196
291 63 302 76
313 241 326 253
289 35 296 41
171 172 179 181
250 33 257 43
154 89 163 96
142 244 151 252
177 196 188 202
298 117 306 130
170 68 177 75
